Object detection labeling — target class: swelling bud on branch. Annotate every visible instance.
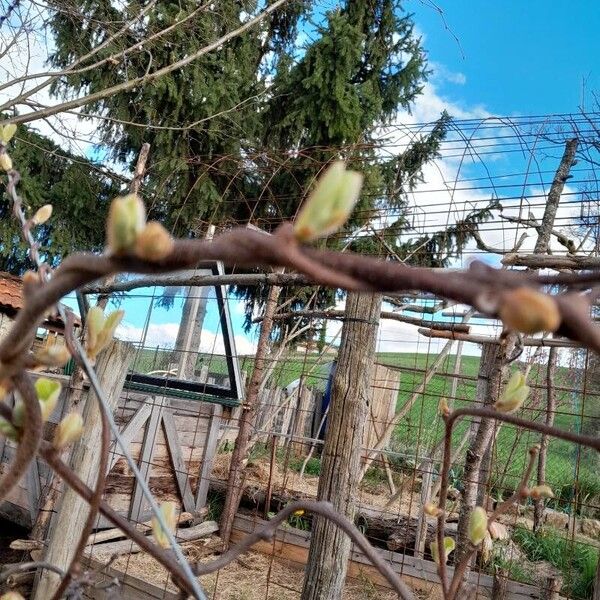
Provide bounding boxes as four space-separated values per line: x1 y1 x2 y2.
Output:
34 340 71 367
86 307 124 360
0 592 26 600
135 221 174 261
468 506 488 546
528 485 554 499
106 193 146 254
294 161 363 242
494 370 529 413
13 377 62 427
32 203 53 225
54 413 84 449
424 502 443 517
152 501 177 548
499 287 561 334
430 537 455 566
0 123 17 144
0 153 12 172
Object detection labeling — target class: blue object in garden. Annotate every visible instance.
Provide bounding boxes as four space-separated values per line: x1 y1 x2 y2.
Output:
319 361 337 440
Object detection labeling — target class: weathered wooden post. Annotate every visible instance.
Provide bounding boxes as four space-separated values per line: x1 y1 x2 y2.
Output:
300 291 382 600
539 575 562 600
491 567 508 600
34 340 134 599
414 458 433 557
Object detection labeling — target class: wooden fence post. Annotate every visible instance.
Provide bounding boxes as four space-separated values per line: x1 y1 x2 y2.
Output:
539 576 562 600
195 403 223 513
491 567 508 600
301 292 382 600
414 459 433 557
33 340 134 600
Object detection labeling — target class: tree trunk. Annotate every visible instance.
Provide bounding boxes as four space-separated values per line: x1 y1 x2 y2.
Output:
455 338 513 565
219 275 283 546
300 292 382 600
534 347 557 531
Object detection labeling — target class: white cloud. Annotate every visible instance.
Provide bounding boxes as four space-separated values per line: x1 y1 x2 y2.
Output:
115 321 257 356
116 321 179 348
324 300 486 357
430 63 467 86
411 81 489 124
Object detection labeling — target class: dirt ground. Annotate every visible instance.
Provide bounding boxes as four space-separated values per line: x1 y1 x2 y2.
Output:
95 454 435 600
210 452 428 519
103 536 410 600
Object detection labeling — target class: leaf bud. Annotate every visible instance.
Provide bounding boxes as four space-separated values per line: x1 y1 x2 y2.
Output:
468 506 488 546
499 287 560 334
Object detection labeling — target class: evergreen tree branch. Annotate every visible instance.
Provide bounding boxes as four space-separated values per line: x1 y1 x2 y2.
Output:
0 0 161 105
1 0 291 125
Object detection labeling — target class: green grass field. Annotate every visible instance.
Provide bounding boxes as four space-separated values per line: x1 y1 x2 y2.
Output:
128 346 598 502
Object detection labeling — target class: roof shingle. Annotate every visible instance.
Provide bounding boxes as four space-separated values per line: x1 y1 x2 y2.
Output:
0 272 23 312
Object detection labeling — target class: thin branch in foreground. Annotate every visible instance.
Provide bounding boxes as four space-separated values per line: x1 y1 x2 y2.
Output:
446 446 539 600
194 500 415 600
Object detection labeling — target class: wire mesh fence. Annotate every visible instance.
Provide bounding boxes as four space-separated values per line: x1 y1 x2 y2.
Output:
1 112 600 599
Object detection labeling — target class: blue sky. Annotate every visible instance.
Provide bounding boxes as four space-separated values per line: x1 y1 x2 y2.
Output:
410 0 600 116
65 2 600 360
62 285 256 357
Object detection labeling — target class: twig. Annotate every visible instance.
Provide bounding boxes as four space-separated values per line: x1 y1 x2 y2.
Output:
0 371 43 504
435 405 599 596
0 561 66 582
194 500 415 600
446 447 539 600
2 0 291 125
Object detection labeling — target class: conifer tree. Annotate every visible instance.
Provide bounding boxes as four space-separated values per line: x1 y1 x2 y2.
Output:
0 124 120 273
46 0 494 331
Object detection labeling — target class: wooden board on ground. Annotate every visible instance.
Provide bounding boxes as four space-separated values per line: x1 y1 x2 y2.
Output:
87 520 219 558
83 557 179 600
231 514 542 600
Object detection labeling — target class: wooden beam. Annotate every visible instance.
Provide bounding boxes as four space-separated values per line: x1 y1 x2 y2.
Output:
129 396 166 523
106 401 152 473
25 458 42 523
87 520 218 557
162 407 195 514
254 308 471 333
231 514 541 600
501 253 600 269
195 404 222 512
85 557 179 600
417 327 578 347
83 271 310 294
34 340 135 600
414 459 433 558
86 512 193 546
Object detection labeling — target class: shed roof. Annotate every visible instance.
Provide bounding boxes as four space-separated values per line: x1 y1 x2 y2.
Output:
0 272 24 312
0 271 80 328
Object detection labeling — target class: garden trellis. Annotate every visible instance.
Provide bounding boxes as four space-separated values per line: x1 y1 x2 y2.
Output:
0 113 599 600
